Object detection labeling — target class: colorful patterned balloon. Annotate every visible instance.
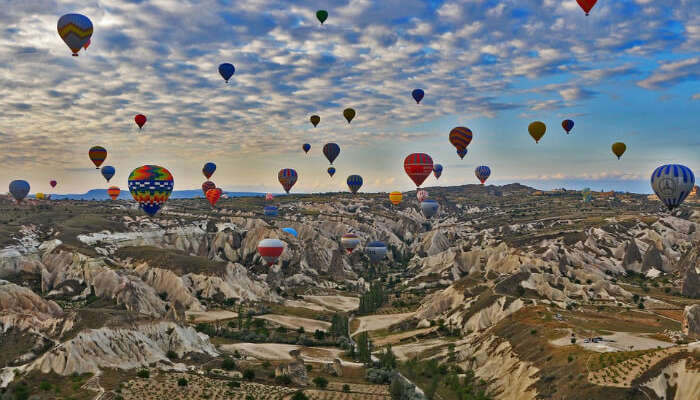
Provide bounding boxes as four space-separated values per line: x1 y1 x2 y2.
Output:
206 188 222 207
562 119 574 134
327 167 336 177
404 153 434 187
57 14 93 56
278 168 298 193
347 175 363 194
449 127 473 153
202 162 216 179
389 191 403 206
107 186 120 200
89 146 107 169
202 181 216 196
323 143 340 164
433 164 443 179
475 166 491 185
128 165 174 216
651 164 695 211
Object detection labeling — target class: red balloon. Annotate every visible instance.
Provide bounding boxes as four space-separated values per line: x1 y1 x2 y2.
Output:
576 0 597 15
49 180 57 188
206 188 222 207
404 153 434 188
202 181 216 196
134 114 147 129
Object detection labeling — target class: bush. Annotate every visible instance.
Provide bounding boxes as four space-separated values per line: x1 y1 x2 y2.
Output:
177 377 188 387
313 376 328 389
306 365 313 372
342 384 351 393
166 350 177 359
137 369 150 379
530 329 537 335
262 361 271 369
39 381 52 391
227 381 240 388
276 375 292 385
291 391 309 400
222 358 236 371
366 368 392 384
243 369 255 380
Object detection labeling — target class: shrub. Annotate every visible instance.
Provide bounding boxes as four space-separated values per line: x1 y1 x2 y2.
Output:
276 375 292 385
166 350 177 359
530 329 537 335
313 376 328 389
137 369 150 379
262 361 271 369
342 384 351 393
291 391 309 400
227 381 240 388
221 358 236 371
39 381 52 391
243 369 255 380
177 377 188 387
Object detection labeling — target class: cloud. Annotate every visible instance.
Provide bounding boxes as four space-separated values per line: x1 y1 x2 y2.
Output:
637 57 700 89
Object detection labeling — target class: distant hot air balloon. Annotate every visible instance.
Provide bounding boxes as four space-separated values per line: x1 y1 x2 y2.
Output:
323 143 340 164
529 121 546 143
202 162 216 179
327 167 336 177
651 165 695 211
341 233 361 253
343 108 355 123
433 164 443 180
347 175 363 194
206 188 222 207
36 193 45 200
282 227 298 238
265 193 274 201
134 114 147 129
107 186 120 200
89 146 107 169
389 191 403 206
612 142 627 159
303 143 311 154
404 153 434 188
278 169 298 193
57 14 93 56
365 241 387 263
449 127 473 157
417 189 428 203
475 166 491 185
421 199 439 219
264 205 278 216
202 181 216 196
457 148 468 159
101 166 115 182
83 39 91 50
50 180 57 188
9 180 30 203
581 187 592 203
257 238 284 266
562 119 574 134
219 63 235 82
127 165 174 217
577 0 598 16
310 115 320 127
412 89 425 104
316 10 328 24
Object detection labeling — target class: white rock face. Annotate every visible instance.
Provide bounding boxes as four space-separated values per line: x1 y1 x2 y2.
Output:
642 358 700 400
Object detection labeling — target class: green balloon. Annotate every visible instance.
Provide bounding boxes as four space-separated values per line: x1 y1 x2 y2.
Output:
316 10 328 24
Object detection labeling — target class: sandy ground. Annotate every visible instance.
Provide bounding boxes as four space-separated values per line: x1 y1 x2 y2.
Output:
255 314 331 332
185 310 238 323
219 343 362 366
351 312 414 336
283 298 329 312
302 295 360 312
551 331 675 352
373 327 438 347
390 338 451 361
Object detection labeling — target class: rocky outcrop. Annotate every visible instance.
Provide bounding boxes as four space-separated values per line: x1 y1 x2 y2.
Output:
623 240 642 272
683 304 700 339
680 244 700 298
274 349 309 386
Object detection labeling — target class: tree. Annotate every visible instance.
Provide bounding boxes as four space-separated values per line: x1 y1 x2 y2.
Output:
342 384 351 393
313 376 328 389
137 369 150 379
356 332 372 363
177 377 188 387
243 369 255 380
221 358 236 371
314 329 326 340
379 345 397 370
291 392 309 400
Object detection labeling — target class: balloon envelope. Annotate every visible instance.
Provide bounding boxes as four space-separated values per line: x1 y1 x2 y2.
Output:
433 164 443 179
206 188 222 207
365 241 387 263
36 193 45 200
265 193 274 201
282 228 298 238
651 164 695 211
101 166 115 182
562 119 574 134
417 189 429 203
57 14 93 56
449 127 473 151
389 191 403 206
107 186 120 200
278 169 298 193
127 165 174 216
264 205 278 216
202 181 216 196
341 233 360 253
421 199 439 219
577 0 598 15
310 115 320 127
50 180 57 188
412 89 424 104
135 114 147 129
327 167 336 177
218 63 235 82
89 146 107 169
323 143 340 164
302 143 311 154
202 162 216 179
404 153 434 187
343 108 355 123
529 121 546 143
347 175 363 194
475 166 491 185
258 238 284 265
9 180 30 202
457 148 468 159
316 10 328 24
612 142 627 159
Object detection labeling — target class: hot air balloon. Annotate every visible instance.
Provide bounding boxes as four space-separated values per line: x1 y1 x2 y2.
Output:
310 115 320 127
89 146 107 169
365 241 387 263
412 89 425 104
134 114 147 129
282 228 298 238
612 142 626 159
206 188 222 207
651 164 695 211
323 143 340 164
107 186 120 200
265 193 274 201
50 180 57 188
421 199 439 219
449 127 473 156
404 153 434 188
562 119 574 134
303 143 311 154
202 181 216 196
9 180 30 203
389 191 403 206
127 165 174 217
341 233 361 253
475 166 491 185
202 162 216 179
101 166 115 182
457 148 468 159
36 193 45 200
257 238 284 266
316 10 328 24
433 164 443 180
327 167 336 177
278 169 298 193
577 0 597 16
347 175 363 194
264 205 278 216
529 121 546 143
83 39 91 50
343 108 355 123
581 188 592 203
57 14 93 56
219 63 235 82
417 189 429 203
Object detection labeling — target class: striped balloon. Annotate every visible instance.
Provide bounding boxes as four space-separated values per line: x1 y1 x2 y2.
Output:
347 175 363 194
127 165 174 217
404 153 434 187
341 233 361 253
264 205 278 216
323 143 340 164
449 127 473 152
257 238 284 266
89 146 107 169
202 181 216 196
389 191 403 205
278 168 298 193
327 167 336 177
475 166 491 185
107 186 120 200
457 148 468 160
365 241 387 263
57 14 93 56
650 164 695 211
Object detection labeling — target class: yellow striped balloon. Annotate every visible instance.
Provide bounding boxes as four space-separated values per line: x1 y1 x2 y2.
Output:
389 191 403 205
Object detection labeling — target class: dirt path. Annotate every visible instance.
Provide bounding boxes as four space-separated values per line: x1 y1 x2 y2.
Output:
219 343 362 366
185 310 238 323
351 312 414 337
255 314 331 332
302 295 359 312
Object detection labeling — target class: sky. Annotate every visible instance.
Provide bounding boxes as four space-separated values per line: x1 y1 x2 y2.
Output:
0 0 698 195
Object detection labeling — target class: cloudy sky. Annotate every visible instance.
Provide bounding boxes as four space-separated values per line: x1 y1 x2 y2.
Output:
1 0 698 194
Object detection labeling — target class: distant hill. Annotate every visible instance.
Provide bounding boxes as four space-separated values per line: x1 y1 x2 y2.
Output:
49 189 266 201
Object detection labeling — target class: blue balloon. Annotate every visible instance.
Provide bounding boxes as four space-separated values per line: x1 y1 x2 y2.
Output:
264 205 278 216
9 180 30 202
203 162 217 179
433 164 443 179
282 227 298 237
323 143 340 164
303 143 311 154
101 165 115 182
219 63 235 82
327 167 336 177
457 148 468 159
347 175 363 194
412 89 424 104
